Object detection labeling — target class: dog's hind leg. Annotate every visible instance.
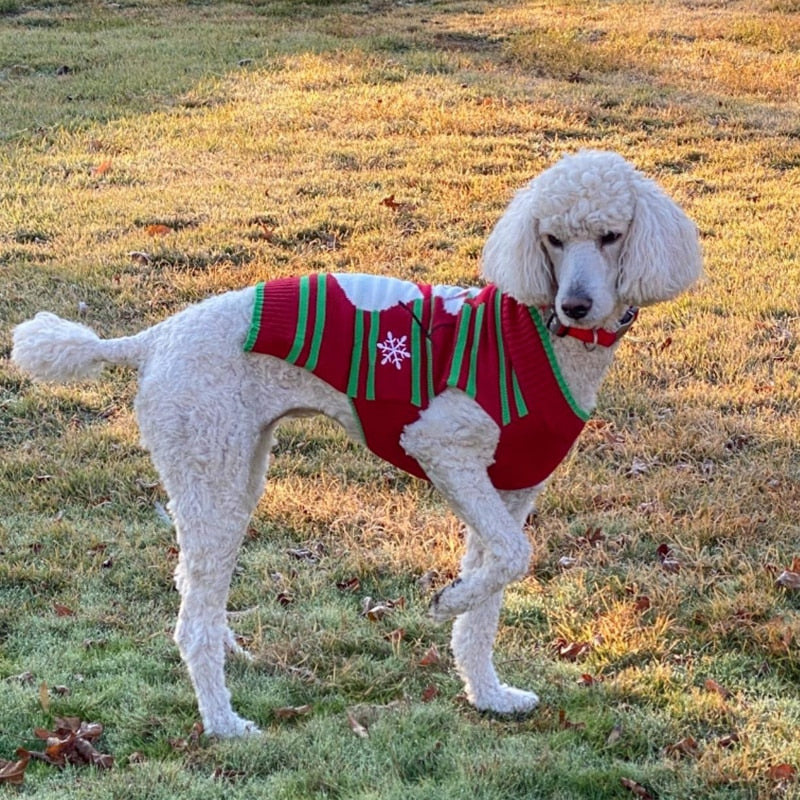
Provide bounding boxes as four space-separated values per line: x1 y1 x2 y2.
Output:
221 424 276 661
149 414 274 738
450 489 541 714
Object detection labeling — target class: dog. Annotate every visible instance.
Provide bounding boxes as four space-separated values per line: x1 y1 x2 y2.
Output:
11 150 703 737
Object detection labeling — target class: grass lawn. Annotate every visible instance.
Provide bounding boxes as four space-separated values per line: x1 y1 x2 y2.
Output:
2 0 800 797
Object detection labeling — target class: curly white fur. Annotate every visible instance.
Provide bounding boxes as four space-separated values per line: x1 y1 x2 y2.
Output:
11 151 702 736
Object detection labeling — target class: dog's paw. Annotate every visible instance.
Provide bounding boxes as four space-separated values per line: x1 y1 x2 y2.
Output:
205 714 261 738
473 684 540 715
428 578 468 622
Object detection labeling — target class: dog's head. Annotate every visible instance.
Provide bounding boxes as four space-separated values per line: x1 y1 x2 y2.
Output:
481 150 703 328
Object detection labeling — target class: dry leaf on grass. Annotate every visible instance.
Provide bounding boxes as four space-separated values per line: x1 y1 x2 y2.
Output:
25 718 112 769
558 709 585 730
145 224 173 237
379 194 414 213
704 678 732 700
274 705 312 720
383 628 405 645
656 543 681 573
767 763 797 782
168 722 204 752
346 712 369 739
553 638 592 661
775 569 800 590
419 644 441 667
336 577 361 593
421 684 439 702
361 596 405 621
0 751 29 785
633 595 651 612
717 732 740 749
621 777 655 799
91 160 112 176
665 736 700 759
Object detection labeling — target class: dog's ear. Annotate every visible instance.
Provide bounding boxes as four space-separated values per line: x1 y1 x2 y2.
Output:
481 185 555 306
618 175 703 307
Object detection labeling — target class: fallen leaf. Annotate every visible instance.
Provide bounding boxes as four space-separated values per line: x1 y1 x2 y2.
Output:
621 777 655 799
704 678 731 700
628 457 650 477
775 570 800 590
767 763 797 782
665 736 700 758
553 638 591 661
275 592 294 606
91 160 112 176
657 543 681 573
28 718 112 769
384 628 405 645
717 732 740 749
577 526 605 547
656 543 673 561
365 604 392 621
558 709 586 730
287 545 323 563
421 684 439 702
256 222 276 242
419 644 441 667
53 603 74 617
577 673 598 687
128 251 151 265
336 577 361 593
0 750 29 785
145 224 173 237
634 595 651 612
347 712 369 738
274 704 312 720
380 194 401 211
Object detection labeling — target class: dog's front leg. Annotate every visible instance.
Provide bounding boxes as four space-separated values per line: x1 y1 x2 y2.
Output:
401 392 532 620
450 490 542 714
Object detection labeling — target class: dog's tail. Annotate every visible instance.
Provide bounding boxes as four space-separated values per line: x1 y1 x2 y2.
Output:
11 312 148 383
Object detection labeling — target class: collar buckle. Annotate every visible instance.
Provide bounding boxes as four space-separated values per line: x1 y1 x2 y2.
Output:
614 306 639 341
546 311 569 337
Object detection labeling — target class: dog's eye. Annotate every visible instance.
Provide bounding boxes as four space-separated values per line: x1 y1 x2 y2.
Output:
600 231 622 247
546 234 563 249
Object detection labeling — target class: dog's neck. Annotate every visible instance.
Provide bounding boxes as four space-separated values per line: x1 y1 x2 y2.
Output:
543 305 637 413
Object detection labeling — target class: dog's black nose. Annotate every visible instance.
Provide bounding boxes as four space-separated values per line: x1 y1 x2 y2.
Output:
560 297 593 320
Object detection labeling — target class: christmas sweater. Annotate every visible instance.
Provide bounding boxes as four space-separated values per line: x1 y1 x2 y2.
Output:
244 274 590 490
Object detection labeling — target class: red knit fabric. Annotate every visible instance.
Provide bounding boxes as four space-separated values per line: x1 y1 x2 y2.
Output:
245 274 588 490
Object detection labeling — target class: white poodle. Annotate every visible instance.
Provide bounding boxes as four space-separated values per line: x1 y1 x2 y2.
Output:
11 151 702 737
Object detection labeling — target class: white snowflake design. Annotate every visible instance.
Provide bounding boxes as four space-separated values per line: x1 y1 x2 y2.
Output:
376 331 411 370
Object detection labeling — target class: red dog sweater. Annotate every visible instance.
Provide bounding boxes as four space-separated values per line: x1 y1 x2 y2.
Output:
244 274 589 490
